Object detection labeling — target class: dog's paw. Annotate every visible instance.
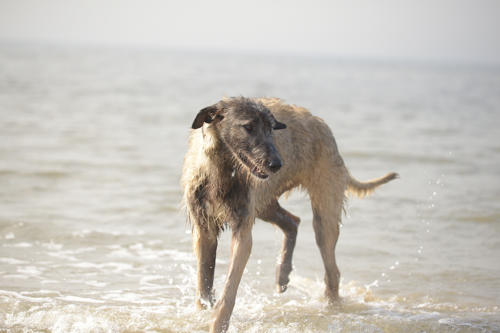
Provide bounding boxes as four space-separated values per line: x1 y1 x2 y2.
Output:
276 283 288 293
196 295 215 310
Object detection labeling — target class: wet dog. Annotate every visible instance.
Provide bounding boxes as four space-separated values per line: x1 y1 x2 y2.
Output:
182 97 398 332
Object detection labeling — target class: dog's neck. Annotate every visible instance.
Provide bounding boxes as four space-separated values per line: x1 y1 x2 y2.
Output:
202 125 254 191
197 126 253 225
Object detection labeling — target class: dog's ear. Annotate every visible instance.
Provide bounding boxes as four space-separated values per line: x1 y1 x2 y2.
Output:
273 121 287 130
192 105 220 129
270 115 287 130
263 108 287 130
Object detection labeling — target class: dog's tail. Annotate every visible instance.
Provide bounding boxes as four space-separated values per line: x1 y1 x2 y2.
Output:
347 172 399 198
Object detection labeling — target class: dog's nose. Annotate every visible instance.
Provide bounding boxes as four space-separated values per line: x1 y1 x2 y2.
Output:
268 158 282 173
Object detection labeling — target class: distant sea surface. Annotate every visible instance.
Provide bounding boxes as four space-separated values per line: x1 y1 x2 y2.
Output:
1 44 499 332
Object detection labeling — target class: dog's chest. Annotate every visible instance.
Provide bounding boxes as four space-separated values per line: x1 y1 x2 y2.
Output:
199 170 252 223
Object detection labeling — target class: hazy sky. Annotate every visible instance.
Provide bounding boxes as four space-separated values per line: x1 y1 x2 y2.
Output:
1 0 499 65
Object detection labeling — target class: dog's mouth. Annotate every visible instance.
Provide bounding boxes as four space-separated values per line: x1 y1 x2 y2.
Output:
237 153 269 179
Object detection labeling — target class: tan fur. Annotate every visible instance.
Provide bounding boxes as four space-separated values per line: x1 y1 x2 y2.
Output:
347 171 399 198
182 97 398 333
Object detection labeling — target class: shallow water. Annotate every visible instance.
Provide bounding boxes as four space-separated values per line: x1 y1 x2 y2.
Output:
1 44 499 332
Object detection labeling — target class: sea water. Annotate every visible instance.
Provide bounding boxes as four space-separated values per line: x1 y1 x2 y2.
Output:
0 44 499 332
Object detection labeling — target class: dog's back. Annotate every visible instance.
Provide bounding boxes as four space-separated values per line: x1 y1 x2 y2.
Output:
254 97 397 205
252 98 348 210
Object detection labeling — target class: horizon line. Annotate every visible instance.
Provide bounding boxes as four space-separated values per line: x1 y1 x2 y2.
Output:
1 38 499 70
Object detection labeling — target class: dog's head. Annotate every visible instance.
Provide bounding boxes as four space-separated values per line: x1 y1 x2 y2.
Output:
192 97 286 179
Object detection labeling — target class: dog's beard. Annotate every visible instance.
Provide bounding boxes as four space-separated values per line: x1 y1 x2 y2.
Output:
236 152 269 180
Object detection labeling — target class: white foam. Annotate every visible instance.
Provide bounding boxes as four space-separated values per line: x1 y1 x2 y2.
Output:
17 265 43 276
3 274 29 280
0 257 27 264
0 290 52 303
57 295 105 304
100 291 144 303
84 280 107 288
47 251 78 261
8 242 32 248
50 312 119 333
41 241 63 250
108 248 132 258
22 290 62 296
129 243 144 251
139 275 164 286
69 262 133 272
40 279 60 285
164 249 196 262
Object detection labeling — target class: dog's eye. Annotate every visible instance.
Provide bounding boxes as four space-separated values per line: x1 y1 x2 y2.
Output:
243 124 253 133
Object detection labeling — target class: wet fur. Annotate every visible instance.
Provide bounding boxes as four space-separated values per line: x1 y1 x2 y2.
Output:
182 97 398 333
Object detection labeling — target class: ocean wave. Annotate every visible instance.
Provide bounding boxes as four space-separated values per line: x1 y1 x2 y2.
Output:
0 277 498 332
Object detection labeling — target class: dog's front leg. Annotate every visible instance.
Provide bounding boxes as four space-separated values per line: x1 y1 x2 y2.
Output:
193 224 218 309
210 219 253 333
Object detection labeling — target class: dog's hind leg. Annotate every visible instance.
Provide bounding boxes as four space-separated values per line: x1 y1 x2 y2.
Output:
193 224 218 309
309 181 344 303
258 200 300 293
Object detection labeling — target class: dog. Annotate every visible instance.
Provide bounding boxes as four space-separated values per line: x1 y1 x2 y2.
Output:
182 97 398 332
